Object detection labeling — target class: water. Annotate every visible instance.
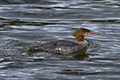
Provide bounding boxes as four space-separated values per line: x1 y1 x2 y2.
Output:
0 0 120 80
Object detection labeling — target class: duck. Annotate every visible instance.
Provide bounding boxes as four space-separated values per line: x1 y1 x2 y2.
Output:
28 28 99 54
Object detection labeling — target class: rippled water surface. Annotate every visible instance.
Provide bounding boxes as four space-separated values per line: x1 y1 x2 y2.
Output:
0 0 120 80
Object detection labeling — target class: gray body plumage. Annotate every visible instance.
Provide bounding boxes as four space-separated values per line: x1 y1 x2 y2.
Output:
28 40 86 54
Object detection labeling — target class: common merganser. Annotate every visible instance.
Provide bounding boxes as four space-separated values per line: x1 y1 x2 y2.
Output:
28 28 99 54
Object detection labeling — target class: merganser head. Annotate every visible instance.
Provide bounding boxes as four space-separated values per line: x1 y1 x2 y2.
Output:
72 28 99 43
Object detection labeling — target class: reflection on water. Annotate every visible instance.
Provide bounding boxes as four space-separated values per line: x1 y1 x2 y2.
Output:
0 0 120 79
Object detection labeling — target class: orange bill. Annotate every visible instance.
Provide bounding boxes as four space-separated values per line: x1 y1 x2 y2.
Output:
90 32 99 35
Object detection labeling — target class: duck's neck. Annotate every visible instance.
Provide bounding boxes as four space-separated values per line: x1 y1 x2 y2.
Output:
75 35 85 43
73 32 87 45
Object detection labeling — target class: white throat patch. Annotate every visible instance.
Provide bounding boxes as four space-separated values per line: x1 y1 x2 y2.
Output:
79 40 88 45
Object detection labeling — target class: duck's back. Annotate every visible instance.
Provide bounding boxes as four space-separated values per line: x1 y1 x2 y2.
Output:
28 40 85 54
